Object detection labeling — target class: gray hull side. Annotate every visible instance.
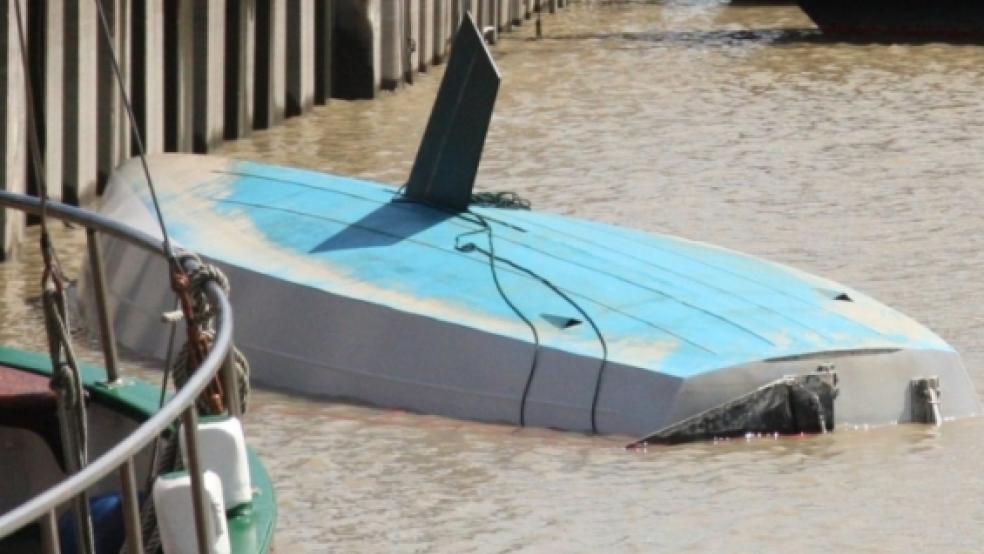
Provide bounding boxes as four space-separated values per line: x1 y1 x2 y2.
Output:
668 348 980 428
91 236 981 437
94 235 684 436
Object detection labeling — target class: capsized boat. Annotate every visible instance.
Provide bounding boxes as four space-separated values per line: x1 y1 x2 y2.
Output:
797 0 984 39
91 14 980 441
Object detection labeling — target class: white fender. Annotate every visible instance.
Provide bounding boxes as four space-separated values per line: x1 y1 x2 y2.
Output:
152 470 230 554
179 416 253 509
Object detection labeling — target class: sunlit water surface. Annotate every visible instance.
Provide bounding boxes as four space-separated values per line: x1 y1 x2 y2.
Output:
5 1 984 551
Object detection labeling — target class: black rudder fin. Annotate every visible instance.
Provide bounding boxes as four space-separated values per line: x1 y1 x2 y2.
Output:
404 12 501 212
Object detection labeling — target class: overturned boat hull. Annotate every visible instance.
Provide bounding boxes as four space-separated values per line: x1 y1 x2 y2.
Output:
88 154 980 438
798 0 984 39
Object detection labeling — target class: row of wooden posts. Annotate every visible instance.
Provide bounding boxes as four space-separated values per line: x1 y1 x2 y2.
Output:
0 0 567 258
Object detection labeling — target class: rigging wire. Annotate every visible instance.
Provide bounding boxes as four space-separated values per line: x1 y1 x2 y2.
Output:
88 0 212 437
454 215 542 427
14 2 96 551
92 0 175 261
455 208 610 434
394 184 610 432
11 0 85 443
10 0 54 269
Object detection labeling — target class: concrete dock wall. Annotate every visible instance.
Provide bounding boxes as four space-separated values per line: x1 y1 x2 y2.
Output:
339 0 568 95
0 0 568 258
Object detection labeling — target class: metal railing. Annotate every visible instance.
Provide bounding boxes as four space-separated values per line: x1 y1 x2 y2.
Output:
0 191 241 554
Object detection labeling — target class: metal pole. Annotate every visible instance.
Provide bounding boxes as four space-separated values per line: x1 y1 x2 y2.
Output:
404 0 414 85
86 228 121 382
39 510 61 554
118 457 144 553
493 0 499 39
51 364 95 554
182 408 213 554
221 351 242 418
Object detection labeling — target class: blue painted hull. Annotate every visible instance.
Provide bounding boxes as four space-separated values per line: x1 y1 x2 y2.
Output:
91 155 980 436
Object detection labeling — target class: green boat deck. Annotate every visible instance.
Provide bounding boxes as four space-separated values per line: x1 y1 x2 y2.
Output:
0 346 276 553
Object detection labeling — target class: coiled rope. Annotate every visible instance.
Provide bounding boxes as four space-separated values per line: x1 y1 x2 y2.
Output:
168 252 250 414
125 254 250 554
173 330 251 415
470 191 532 210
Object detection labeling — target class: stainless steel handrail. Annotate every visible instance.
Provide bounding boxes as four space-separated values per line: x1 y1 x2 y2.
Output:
0 191 237 554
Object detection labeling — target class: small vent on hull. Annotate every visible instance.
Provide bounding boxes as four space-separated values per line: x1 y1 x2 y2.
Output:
542 314 582 330
817 287 853 302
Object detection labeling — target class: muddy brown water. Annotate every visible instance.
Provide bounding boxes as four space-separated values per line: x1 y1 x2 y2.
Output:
5 1 984 551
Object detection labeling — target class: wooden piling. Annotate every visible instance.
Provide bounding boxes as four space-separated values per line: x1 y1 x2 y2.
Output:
25 1 64 202
63 0 99 206
0 0 26 258
451 0 462 37
195 1 226 152
380 0 402 90
286 0 315 116
314 0 333 104
225 0 256 138
165 1 225 153
488 0 496 33
41 1 61 171
96 0 129 192
433 0 449 64
333 0 380 99
407 0 420 82
132 0 165 155
498 0 511 32
418 0 433 71
474 0 484 30
255 0 287 126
